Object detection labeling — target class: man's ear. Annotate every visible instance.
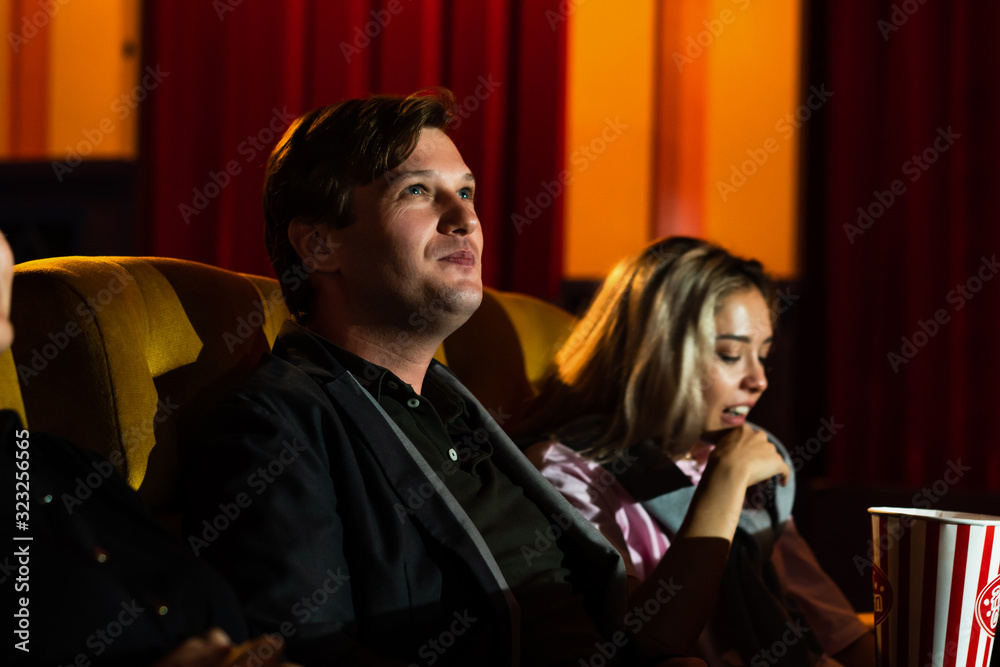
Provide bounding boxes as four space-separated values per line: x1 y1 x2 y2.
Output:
288 218 340 273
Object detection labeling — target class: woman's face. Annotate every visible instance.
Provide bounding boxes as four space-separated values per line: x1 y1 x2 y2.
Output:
701 288 773 437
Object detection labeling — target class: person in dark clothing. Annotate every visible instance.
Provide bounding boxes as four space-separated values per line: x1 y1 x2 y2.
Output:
0 231 294 667
180 89 705 666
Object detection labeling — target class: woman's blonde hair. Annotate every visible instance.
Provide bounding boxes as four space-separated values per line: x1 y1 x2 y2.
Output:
521 237 772 461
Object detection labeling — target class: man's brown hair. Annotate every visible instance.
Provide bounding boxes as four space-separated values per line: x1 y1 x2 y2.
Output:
262 88 457 321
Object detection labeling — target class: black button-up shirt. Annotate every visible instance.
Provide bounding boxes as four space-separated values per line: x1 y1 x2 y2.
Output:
324 341 612 664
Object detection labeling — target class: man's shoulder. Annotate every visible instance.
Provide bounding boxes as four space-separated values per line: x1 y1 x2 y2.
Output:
212 323 347 415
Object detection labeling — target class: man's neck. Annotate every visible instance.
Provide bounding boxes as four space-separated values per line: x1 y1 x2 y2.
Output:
306 319 442 394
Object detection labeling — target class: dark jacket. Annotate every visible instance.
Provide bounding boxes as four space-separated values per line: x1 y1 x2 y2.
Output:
1 410 248 667
181 322 626 666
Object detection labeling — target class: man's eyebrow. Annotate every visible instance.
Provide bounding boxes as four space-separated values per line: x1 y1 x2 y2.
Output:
716 334 774 344
385 169 476 184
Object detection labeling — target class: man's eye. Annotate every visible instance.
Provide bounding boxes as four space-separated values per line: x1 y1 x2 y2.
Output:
459 187 474 200
407 185 424 195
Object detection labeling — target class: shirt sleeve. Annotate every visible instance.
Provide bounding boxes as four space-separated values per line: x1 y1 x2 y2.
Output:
772 517 870 656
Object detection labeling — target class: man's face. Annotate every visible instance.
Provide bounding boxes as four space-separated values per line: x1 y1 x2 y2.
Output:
335 128 483 331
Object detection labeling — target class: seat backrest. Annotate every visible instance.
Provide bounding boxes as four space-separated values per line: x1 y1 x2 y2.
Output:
11 257 290 510
10 256 575 513
443 289 576 432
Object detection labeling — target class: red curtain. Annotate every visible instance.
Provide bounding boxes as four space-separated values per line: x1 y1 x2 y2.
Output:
805 0 1000 490
140 0 567 299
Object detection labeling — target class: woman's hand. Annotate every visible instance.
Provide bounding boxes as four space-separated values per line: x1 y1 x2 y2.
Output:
630 426 790 655
707 424 789 489
630 426 789 656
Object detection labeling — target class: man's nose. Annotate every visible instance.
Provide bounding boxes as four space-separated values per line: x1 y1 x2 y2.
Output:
437 192 479 235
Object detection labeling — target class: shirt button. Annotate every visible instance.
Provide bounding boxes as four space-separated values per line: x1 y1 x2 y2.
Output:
407 398 420 408
448 448 459 461
387 380 399 390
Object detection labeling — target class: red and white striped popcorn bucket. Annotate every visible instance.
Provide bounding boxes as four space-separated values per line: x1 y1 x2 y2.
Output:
869 507 1000 667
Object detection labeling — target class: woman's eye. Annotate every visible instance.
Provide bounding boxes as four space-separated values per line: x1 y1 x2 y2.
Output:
717 353 740 364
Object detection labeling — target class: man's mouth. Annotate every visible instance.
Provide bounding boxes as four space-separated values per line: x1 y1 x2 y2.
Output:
440 250 476 266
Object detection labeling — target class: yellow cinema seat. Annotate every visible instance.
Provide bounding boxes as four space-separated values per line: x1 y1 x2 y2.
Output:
8 256 575 518
0 348 26 425
10 257 290 513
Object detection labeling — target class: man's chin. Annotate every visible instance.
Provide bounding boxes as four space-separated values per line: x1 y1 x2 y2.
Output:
441 283 483 315
414 285 481 334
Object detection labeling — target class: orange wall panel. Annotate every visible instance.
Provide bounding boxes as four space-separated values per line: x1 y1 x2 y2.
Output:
703 0 801 278
563 0 656 280
566 0 802 281
1 0 140 161
49 0 140 159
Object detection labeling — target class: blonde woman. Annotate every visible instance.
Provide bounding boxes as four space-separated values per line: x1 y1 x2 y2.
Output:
520 237 874 666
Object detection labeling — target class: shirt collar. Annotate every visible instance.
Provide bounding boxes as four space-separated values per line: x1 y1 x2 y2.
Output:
311 334 466 424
